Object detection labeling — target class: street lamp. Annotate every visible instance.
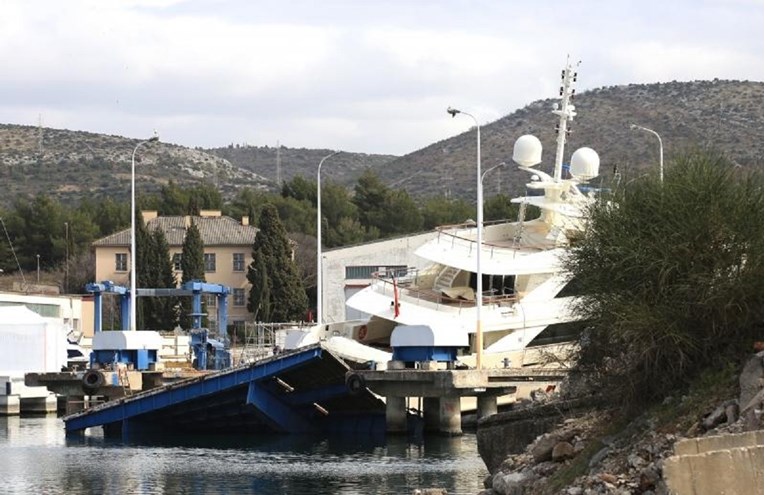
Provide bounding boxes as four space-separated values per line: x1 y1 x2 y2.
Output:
481 161 507 184
630 124 663 183
316 150 340 326
447 106 484 369
130 133 159 332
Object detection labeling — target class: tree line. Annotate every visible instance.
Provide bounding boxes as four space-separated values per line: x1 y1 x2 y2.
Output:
0 169 522 295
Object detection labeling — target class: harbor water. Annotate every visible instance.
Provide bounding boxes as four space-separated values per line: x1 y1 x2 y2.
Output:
2 415 487 494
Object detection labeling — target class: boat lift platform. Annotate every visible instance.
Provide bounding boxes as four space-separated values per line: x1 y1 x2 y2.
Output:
64 344 387 438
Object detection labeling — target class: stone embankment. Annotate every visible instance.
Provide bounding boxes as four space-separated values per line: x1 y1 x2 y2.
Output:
476 352 764 495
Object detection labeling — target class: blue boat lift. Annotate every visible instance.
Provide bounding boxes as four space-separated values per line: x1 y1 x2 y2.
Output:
86 280 231 371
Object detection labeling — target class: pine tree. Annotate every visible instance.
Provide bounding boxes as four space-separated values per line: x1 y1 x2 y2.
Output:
179 220 206 329
247 204 308 322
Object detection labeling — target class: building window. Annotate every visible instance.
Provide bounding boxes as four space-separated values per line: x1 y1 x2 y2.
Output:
172 253 182 271
115 253 128 272
345 265 407 279
204 253 216 272
233 288 245 306
206 295 217 308
233 253 245 272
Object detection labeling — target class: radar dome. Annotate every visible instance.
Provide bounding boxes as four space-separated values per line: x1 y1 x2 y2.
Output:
512 135 542 167
570 147 600 181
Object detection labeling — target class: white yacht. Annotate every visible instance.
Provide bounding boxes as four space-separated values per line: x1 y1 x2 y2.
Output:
343 61 601 363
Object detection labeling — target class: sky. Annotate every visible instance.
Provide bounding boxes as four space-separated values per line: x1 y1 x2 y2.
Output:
1 0 762 156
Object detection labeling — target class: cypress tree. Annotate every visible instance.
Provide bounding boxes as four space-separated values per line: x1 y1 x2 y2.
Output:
247 255 271 322
247 204 308 322
179 220 206 329
135 212 153 330
152 228 178 329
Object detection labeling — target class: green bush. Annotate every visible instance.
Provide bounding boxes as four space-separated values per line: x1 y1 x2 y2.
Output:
566 151 763 405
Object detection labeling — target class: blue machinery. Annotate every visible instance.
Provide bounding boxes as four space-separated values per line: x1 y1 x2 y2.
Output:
85 280 231 371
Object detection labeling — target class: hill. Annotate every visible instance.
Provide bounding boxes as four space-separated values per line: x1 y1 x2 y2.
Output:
0 125 396 208
380 79 763 200
0 79 761 207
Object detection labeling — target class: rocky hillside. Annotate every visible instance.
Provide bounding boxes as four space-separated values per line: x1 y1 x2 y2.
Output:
385 80 763 200
476 352 764 494
0 80 761 207
0 125 395 207
206 145 397 188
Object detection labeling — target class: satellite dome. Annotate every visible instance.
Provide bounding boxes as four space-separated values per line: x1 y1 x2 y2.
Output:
512 135 543 167
570 147 600 180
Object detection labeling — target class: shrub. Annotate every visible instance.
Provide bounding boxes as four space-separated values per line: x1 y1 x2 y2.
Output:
566 151 763 405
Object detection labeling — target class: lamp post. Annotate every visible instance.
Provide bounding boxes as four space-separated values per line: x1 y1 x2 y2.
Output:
481 162 506 185
36 254 40 283
447 106 484 369
630 124 663 183
316 150 340 326
130 134 159 332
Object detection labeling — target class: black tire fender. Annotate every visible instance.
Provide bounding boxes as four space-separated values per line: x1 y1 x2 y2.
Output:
82 369 105 394
345 373 366 395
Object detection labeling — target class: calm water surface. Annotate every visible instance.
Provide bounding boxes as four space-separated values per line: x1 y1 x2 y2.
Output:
1 415 487 494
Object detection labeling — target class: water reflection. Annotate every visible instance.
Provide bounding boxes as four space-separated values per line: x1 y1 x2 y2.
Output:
3 416 487 495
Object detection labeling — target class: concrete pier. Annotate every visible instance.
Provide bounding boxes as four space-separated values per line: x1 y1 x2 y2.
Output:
439 396 462 436
348 363 565 436
477 395 498 420
423 397 440 432
386 396 408 433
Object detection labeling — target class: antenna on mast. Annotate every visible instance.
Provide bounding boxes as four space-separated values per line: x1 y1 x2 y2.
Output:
551 57 580 181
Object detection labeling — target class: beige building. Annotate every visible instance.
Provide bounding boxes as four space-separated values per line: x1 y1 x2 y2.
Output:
92 210 256 327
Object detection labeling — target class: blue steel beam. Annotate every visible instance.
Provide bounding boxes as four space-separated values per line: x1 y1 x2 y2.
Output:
246 381 314 432
64 346 323 433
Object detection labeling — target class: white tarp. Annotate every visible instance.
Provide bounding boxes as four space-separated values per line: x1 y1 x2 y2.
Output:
0 306 68 374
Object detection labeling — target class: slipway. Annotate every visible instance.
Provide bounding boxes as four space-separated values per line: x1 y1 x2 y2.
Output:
63 344 386 438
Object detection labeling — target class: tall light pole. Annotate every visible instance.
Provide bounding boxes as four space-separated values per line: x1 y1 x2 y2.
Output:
447 106 484 369
316 150 340 325
130 134 159 332
630 124 663 183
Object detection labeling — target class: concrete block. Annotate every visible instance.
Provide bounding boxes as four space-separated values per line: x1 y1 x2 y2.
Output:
20 394 58 414
0 394 20 415
664 445 764 495
674 430 764 456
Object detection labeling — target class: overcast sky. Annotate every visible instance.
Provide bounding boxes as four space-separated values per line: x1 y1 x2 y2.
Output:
1 0 762 155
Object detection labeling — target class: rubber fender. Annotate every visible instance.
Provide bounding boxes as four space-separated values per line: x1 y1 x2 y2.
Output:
82 369 105 394
345 373 366 395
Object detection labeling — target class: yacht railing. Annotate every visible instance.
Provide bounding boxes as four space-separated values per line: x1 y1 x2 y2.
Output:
434 221 558 257
370 267 517 314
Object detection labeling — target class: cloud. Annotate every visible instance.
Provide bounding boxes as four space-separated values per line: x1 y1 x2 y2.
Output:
0 0 761 155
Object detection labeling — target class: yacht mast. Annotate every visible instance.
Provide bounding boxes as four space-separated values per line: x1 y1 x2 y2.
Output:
552 59 579 181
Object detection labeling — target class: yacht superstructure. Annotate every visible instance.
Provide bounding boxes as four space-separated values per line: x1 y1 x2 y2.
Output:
345 60 601 359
